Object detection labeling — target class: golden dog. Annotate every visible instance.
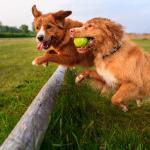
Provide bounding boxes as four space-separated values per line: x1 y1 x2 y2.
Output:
70 18 149 111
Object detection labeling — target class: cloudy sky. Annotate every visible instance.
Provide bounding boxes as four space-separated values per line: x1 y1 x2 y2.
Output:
0 0 150 33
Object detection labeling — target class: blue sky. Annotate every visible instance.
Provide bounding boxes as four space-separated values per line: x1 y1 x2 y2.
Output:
0 0 150 33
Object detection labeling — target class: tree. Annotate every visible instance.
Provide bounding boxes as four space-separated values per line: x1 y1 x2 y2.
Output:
32 22 35 33
19 24 29 33
0 22 2 32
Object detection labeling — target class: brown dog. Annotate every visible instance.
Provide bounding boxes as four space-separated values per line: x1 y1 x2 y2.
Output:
31 5 94 67
70 17 150 111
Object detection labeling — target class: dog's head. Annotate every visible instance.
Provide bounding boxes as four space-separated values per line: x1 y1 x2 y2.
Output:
70 18 124 55
32 5 72 51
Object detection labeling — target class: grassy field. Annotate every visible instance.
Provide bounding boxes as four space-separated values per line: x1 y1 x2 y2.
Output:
0 38 57 144
0 38 150 149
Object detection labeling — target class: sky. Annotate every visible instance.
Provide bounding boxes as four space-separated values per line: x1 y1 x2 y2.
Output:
0 0 150 33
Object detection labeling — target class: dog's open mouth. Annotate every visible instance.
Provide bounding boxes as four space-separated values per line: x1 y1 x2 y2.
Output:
76 37 95 54
37 37 53 51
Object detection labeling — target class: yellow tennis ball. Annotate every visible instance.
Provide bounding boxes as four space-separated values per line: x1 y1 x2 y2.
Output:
74 38 89 48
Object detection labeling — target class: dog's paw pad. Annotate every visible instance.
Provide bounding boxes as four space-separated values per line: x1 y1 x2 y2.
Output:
75 74 84 84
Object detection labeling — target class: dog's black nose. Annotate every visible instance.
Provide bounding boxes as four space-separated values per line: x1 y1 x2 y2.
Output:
37 35 44 42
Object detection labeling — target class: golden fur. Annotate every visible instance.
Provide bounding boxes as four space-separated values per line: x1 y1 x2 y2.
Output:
71 17 150 111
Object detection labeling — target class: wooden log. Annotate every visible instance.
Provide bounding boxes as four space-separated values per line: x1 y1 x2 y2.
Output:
0 65 67 150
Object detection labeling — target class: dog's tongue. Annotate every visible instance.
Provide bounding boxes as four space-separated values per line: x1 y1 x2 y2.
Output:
37 43 44 51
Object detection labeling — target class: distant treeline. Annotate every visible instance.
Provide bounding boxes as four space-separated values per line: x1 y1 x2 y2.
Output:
0 22 35 38
0 33 35 38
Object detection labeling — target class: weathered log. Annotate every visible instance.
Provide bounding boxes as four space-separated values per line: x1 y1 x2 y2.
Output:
0 65 67 150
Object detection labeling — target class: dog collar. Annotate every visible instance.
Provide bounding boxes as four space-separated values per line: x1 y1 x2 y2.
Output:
102 42 122 59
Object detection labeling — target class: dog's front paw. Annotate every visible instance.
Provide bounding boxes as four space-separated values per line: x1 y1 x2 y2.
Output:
32 59 39 66
32 56 47 66
120 104 128 112
75 71 90 84
75 74 85 84
136 99 143 107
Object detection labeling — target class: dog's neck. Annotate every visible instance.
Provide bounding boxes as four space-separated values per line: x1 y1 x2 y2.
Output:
56 28 68 49
102 42 122 59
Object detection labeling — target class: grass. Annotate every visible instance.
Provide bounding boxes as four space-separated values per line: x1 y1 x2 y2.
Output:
133 39 150 52
0 38 150 149
0 38 57 143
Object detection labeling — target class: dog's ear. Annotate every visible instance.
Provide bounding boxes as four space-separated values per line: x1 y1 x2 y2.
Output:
106 22 124 44
52 10 72 28
32 5 42 18
52 10 72 20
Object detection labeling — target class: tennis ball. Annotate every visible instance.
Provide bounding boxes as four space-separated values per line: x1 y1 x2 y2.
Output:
74 38 89 48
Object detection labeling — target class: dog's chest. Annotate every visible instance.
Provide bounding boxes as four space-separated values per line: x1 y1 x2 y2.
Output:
96 63 118 88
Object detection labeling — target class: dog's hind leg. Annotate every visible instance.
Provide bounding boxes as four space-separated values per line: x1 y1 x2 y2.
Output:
111 83 139 112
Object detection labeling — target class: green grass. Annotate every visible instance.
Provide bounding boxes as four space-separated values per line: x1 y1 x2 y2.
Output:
0 38 57 143
0 38 150 149
133 39 150 52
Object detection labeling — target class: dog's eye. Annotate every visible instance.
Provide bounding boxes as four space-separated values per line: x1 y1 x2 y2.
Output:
88 24 92 28
47 24 52 29
36 26 39 30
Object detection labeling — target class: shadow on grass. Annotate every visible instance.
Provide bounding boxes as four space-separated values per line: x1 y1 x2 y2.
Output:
41 69 150 150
